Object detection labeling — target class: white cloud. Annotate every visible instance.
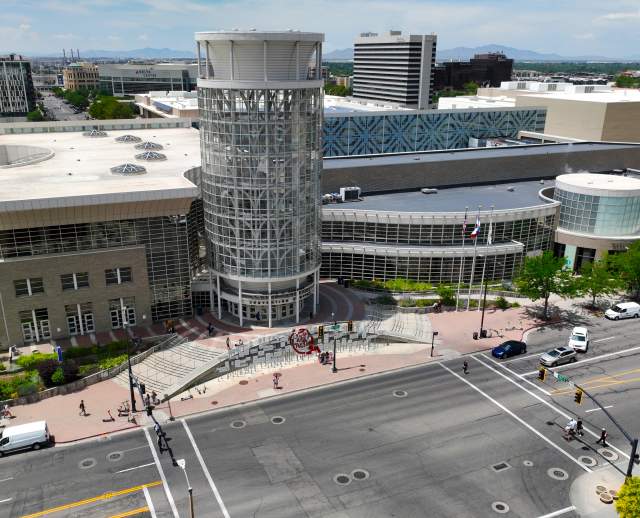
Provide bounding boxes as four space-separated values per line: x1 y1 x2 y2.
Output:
599 10 640 20
107 34 121 41
18 23 31 31
573 33 594 40
53 32 77 40
138 33 149 41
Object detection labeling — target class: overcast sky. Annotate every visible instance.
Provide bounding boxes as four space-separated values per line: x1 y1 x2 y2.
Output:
2 0 639 57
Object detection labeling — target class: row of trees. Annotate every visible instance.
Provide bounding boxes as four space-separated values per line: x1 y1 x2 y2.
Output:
615 74 640 88
515 242 640 319
324 83 352 97
88 95 135 120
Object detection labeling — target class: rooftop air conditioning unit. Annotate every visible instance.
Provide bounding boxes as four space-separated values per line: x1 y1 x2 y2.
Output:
421 188 438 194
340 186 361 202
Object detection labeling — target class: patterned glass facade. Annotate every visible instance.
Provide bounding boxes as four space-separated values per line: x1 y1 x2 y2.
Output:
322 108 546 157
199 87 322 280
555 188 640 236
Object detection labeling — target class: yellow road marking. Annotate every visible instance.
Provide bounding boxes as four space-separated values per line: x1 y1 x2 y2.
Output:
109 506 150 518
20 481 161 518
551 368 640 395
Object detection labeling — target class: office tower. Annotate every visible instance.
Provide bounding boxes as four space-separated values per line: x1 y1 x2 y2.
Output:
0 54 36 116
195 30 323 327
353 31 437 109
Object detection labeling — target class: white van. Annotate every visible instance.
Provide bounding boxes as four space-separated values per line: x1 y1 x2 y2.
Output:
605 302 640 320
0 421 50 456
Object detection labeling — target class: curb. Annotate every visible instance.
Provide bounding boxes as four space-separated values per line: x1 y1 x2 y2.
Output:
54 423 140 444
521 319 563 342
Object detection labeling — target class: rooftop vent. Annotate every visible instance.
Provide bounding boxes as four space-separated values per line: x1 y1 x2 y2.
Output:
110 163 147 176
507 186 515 192
83 129 108 138
135 151 167 161
135 141 163 150
115 134 142 143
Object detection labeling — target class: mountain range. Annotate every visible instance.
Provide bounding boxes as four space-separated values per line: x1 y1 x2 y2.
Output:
33 47 195 59
324 44 639 62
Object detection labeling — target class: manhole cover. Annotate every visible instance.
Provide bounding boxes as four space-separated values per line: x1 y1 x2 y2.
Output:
600 492 614 504
579 456 597 467
523 460 534 467
351 469 370 480
230 420 246 429
271 416 286 425
491 501 510 514
598 448 619 461
239 380 249 385
333 474 351 486
393 390 408 398
596 485 608 495
491 462 511 472
79 458 96 469
106 451 123 462
547 467 569 481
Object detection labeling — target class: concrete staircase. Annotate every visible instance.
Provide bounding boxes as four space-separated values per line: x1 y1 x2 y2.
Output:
367 306 435 343
115 339 226 395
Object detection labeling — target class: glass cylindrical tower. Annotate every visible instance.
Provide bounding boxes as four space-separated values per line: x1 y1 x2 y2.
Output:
196 30 323 327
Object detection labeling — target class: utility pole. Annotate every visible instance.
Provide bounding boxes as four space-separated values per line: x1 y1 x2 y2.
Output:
430 331 438 357
122 306 137 413
177 459 195 518
332 336 337 373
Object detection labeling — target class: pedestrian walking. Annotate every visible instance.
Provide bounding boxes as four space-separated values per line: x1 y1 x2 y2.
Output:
463 360 469 375
151 390 159 405
207 323 214 336
79 399 87 416
576 419 584 437
273 374 279 389
145 394 151 408
596 428 608 446
226 336 230 351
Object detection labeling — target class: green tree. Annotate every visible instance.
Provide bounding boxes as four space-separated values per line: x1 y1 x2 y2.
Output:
514 251 577 319
616 476 640 518
51 367 65 385
615 74 640 88
577 258 620 307
26 109 44 122
89 96 135 120
463 81 480 95
324 83 352 97
610 242 640 298
436 284 455 306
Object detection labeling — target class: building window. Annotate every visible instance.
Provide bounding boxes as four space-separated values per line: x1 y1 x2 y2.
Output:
65 303 95 335
14 277 44 297
19 307 50 342
105 267 133 285
61 272 90 291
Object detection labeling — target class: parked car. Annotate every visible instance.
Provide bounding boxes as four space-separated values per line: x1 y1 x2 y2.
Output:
568 327 589 352
605 302 640 320
0 421 51 456
540 346 577 367
491 340 527 359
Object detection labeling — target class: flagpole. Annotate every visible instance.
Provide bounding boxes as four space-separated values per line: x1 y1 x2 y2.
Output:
455 207 469 311
466 205 482 310
477 206 494 312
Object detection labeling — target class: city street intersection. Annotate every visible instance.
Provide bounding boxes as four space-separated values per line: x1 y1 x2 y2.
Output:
1 310 639 517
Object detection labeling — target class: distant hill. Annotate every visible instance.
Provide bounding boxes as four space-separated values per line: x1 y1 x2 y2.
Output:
323 44 633 63
30 47 195 59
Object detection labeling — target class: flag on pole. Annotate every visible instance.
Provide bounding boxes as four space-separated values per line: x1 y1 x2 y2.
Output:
462 209 468 237
470 216 481 239
486 219 493 245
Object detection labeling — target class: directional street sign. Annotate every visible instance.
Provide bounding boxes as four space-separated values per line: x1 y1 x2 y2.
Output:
553 371 569 382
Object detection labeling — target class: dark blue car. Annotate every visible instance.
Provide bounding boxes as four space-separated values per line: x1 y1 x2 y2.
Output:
491 340 527 359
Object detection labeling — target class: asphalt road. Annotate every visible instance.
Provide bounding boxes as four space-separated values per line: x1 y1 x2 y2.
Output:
41 92 88 121
1 311 639 518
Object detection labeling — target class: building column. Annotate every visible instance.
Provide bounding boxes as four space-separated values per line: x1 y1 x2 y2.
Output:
196 42 202 78
216 274 222 319
295 278 300 324
77 303 84 335
31 309 40 342
238 280 243 327
208 270 214 314
268 282 272 329
312 270 317 315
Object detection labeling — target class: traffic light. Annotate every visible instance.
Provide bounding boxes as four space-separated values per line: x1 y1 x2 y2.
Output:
574 389 583 405
348 320 353 332
318 325 324 340
538 367 546 382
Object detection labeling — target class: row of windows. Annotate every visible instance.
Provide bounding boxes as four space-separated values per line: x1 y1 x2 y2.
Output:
14 268 132 297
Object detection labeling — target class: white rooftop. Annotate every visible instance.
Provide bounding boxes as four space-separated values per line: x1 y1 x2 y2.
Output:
437 96 515 110
556 173 640 196
324 95 412 113
0 127 201 212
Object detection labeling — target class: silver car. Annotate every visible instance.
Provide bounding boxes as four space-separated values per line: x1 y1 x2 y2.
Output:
540 346 577 367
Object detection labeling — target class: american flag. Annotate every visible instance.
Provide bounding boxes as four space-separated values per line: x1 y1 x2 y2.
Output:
470 216 481 239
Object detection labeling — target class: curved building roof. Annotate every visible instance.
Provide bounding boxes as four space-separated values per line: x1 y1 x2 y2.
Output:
555 173 640 197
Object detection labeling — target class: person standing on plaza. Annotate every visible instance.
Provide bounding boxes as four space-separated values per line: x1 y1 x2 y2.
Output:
273 374 279 390
79 399 87 416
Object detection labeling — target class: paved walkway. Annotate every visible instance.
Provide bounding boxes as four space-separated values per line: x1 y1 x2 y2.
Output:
570 462 626 517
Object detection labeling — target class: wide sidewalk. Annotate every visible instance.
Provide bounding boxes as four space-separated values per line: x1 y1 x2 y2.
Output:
1 300 552 443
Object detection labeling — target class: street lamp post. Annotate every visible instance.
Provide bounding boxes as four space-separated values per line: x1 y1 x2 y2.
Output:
122 306 137 413
478 283 489 339
430 331 439 357
332 336 337 373
177 459 195 518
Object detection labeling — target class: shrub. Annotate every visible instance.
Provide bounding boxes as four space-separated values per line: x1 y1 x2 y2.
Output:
372 295 397 306
495 296 510 310
51 367 65 385
17 382 38 397
61 359 79 382
35 359 60 387
511 301 520 308
0 363 6 372
78 364 98 377
616 476 640 518
16 352 57 370
398 298 416 307
436 284 456 306
0 371 40 399
98 354 128 370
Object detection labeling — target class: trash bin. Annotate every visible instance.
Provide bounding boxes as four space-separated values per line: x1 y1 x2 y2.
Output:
472 332 478 340
344 279 350 289
480 329 488 338
338 276 344 285
196 306 203 316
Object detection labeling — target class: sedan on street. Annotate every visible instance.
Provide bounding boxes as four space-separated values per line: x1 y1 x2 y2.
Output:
491 340 527 359
540 346 577 367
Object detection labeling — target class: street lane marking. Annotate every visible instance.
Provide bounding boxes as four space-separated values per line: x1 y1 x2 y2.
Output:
593 336 616 343
537 505 576 518
0 477 14 483
585 405 614 413
19 481 161 518
182 419 231 518
143 486 157 518
521 344 640 376
472 356 630 461
121 445 149 454
143 427 179 518
551 368 640 395
500 352 546 363
115 462 156 474
439 363 591 473
0 498 12 504
482 354 551 395
109 507 149 518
